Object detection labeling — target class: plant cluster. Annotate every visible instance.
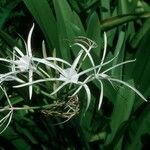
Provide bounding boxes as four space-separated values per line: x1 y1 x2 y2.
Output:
0 0 149 149
0 24 147 134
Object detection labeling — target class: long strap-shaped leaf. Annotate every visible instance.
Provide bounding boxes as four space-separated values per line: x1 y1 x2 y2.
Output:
101 12 150 31
0 0 20 28
24 0 58 50
0 30 20 48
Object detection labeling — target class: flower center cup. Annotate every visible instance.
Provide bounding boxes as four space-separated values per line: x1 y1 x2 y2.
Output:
59 68 79 83
16 55 31 71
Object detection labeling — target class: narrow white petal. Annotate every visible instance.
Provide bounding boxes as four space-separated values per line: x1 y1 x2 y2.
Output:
74 36 97 48
45 57 71 66
74 42 87 51
98 80 104 110
13 78 60 88
27 23 35 57
0 111 11 124
71 50 83 70
97 32 107 73
0 58 11 62
74 43 96 70
0 71 19 81
42 40 47 57
0 111 13 134
101 32 107 64
101 59 136 74
102 52 119 66
29 69 33 99
32 57 64 73
12 49 16 72
72 76 92 96
50 81 70 96
3 87 12 107
109 78 147 102
13 46 24 57
83 84 91 111
8 76 25 83
0 113 11 130
78 64 103 76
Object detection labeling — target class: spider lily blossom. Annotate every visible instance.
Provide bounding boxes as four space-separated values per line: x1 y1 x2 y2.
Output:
71 33 146 110
0 24 35 99
13 33 147 111
2 24 63 100
77 33 147 110
68 33 147 110
11 24 74 99
13 24 35 99
95 33 147 109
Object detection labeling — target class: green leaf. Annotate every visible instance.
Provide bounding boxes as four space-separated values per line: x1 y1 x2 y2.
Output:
124 104 150 150
79 95 96 139
0 0 20 29
131 29 150 96
10 96 24 105
101 12 150 31
53 0 85 60
24 0 58 50
129 0 139 12
131 18 150 48
3 126 32 150
118 0 129 14
111 31 125 80
100 0 111 19
15 122 38 145
0 29 20 47
86 12 101 57
104 79 135 148
67 0 81 13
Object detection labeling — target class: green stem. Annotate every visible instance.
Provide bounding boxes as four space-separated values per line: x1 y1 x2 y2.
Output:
0 103 60 112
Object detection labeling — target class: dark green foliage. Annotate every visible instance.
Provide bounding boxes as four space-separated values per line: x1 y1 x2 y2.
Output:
0 0 150 149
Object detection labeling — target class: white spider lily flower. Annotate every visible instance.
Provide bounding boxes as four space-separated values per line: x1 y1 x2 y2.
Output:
70 33 147 110
11 24 76 99
94 33 147 109
12 22 34 72
0 24 35 99
13 24 35 100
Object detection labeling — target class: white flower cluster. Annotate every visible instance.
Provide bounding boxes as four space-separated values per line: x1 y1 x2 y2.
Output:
0 24 147 134
0 24 147 111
